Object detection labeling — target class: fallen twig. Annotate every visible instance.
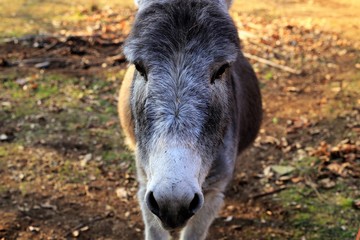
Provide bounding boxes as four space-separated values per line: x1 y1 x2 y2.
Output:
13 57 68 65
244 52 302 75
64 212 113 237
304 176 325 202
106 54 126 63
250 186 287 199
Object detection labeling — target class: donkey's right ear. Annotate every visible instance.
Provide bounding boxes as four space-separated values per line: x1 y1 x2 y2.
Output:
223 0 233 9
134 0 153 7
215 0 234 11
134 0 155 9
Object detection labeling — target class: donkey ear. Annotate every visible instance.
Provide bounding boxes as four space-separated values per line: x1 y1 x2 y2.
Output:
134 0 159 9
215 0 233 10
223 0 233 9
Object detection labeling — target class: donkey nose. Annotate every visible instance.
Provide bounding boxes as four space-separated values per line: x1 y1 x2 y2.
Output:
145 191 203 229
146 191 160 216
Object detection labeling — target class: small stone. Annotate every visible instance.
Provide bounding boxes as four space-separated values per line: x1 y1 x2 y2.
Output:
80 226 89 232
0 134 8 141
34 61 50 69
29 226 40 232
72 230 80 237
1 102 11 107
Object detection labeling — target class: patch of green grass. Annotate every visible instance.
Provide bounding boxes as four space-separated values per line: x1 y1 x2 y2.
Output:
264 71 274 81
0 146 8 157
272 117 279 124
102 151 119 163
105 69 127 83
291 212 312 228
335 195 354 208
321 70 360 119
293 156 320 177
2 80 19 90
119 152 134 162
258 81 267 89
0 147 7 174
58 160 87 183
101 150 134 170
119 152 135 170
19 182 29 196
8 101 36 119
274 148 359 239
0 185 8 194
1 69 132 192
35 84 59 100
278 185 359 240
0 0 135 38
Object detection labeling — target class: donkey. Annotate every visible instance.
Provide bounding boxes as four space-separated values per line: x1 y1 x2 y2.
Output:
118 0 262 239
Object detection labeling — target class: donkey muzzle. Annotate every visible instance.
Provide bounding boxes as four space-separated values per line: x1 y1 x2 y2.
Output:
145 187 204 229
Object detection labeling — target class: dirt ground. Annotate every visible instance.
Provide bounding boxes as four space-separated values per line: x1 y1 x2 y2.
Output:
0 0 359 240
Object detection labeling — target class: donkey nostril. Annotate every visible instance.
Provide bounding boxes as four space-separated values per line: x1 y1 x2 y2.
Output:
146 191 160 216
189 193 202 214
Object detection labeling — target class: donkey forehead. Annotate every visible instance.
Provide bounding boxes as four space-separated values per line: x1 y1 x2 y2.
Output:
124 0 239 66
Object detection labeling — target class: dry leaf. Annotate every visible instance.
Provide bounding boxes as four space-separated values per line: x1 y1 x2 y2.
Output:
271 165 295 176
318 178 336 189
261 136 280 145
116 187 128 199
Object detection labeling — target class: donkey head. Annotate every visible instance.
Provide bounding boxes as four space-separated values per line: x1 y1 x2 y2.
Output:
124 0 239 230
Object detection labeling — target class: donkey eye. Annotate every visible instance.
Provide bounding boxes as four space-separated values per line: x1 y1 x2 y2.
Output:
211 63 230 84
135 63 147 80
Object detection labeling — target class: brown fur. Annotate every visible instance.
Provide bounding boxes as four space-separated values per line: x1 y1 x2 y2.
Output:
118 65 136 150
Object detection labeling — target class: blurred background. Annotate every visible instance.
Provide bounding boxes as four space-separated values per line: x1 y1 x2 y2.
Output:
0 0 359 239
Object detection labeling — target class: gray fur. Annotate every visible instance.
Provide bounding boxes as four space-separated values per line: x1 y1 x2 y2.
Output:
123 0 262 239
134 0 233 10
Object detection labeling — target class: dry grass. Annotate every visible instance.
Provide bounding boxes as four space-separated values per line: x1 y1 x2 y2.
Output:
232 0 360 44
0 0 135 38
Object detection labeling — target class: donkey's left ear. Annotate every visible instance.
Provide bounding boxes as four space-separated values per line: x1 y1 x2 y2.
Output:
225 0 233 9
225 0 233 8
218 0 233 10
134 0 160 9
